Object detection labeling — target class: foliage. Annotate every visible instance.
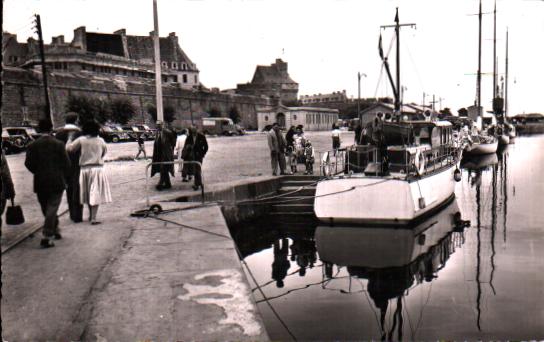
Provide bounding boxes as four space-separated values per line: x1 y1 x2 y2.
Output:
439 107 452 116
147 105 176 123
228 106 241 123
208 107 222 118
110 97 136 125
66 94 110 124
457 107 468 117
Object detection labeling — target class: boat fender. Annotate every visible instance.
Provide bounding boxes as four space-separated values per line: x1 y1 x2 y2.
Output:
454 168 462 182
322 152 331 177
414 150 426 175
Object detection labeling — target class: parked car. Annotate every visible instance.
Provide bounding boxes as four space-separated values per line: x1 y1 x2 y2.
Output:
1 126 40 154
100 125 131 143
121 126 141 141
130 124 156 140
201 118 244 136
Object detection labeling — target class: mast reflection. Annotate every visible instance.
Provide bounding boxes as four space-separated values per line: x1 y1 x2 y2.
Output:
315 199 470 340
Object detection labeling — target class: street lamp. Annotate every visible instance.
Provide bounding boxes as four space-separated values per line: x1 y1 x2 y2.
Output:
357 72 367 122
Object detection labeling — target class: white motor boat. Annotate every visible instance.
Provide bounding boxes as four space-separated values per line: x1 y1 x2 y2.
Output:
464 134 498 156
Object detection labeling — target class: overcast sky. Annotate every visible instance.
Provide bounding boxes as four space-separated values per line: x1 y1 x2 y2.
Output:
4 0 544 115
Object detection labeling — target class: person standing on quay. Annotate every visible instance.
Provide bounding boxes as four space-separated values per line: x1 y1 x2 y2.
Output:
151 123 177 190
267 123 287 176
55 112 83 223
67 120 112 225
175 128 190 181
331 124 341 155
1 147 16 228
135 133 147 160
25 119 71 248
185 127 208 191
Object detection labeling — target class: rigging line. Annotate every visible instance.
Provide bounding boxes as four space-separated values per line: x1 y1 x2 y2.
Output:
414 282 434 337
255 276 339 304
402 296 415 341
251 263 325 293
146 216 232 240
237 246 298 342
402 39 426 95
358 278 382 332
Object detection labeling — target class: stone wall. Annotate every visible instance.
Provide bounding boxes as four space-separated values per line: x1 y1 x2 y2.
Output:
1 67 272 130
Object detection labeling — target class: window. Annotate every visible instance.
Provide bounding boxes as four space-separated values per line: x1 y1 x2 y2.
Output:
182 74 188 83
264 115 269 121
293 114 297 120
182 63 187 70
172 62 178 69
161 61 168 68
194 75 198 83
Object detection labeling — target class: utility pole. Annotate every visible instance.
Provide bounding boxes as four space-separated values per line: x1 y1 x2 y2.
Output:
505 28 509 118
477 0 482 117
33 14 52 125
357 72 366 122
493 0 497 99
152 0 164 124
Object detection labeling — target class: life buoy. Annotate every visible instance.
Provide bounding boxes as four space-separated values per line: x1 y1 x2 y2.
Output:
414 150 426 175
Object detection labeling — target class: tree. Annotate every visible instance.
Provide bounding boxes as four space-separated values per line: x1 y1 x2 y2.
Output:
147 105 176 123
439 107 452 116
110 97 136 125
66 94 110 124
228 106 241 123
208 107 222 118
458 107 468 117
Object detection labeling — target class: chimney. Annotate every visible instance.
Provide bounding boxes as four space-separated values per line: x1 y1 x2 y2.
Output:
114 29 129 58
114 28 126 35
168 32 178 45
275 58 287 73
72 26 87 51
52 35 65 45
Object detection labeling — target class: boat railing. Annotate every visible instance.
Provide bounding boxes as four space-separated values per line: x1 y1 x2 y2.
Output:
319 144 460 178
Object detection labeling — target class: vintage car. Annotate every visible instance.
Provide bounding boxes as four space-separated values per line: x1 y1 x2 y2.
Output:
2 126 40 154
100 125 131 143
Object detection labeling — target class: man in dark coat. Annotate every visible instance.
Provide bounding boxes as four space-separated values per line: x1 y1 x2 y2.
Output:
151 123 177 190
55 112 83 222
186 127 208 191
25 119 71 248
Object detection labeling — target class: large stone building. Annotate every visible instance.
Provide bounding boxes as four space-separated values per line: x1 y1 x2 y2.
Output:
236 59 299 104
300 90 350 107
3 27 200 89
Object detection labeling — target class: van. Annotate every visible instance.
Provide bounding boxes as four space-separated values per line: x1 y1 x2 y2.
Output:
201 118 244 136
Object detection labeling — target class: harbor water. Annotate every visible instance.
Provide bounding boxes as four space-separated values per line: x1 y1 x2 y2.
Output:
229 135 544 340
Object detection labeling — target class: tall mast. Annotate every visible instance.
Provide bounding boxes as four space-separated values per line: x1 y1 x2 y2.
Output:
477 0 482 116
493 0 497 99
505 28 509 118
395 8 401 112
153 0 164 123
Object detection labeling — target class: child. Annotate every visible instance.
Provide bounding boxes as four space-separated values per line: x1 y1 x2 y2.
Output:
287 145 297 174
135 134 147 160
304 140 315 175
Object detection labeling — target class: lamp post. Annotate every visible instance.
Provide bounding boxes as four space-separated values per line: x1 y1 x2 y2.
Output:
357 72 367 122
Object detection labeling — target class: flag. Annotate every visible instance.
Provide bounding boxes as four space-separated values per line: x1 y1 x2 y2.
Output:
395 8 399 23
378 34 384 60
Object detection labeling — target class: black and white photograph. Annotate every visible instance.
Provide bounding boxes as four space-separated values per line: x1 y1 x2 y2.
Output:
1 0 543 340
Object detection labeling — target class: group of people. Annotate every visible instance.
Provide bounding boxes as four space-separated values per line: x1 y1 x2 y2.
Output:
151 124 208 191
267 123 315 176
22 115 112 248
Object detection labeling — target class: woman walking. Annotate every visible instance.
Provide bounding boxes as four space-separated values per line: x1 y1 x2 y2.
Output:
67 120 112 225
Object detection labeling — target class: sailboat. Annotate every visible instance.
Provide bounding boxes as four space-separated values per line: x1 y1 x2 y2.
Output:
464 0 499 156
313 9 462 225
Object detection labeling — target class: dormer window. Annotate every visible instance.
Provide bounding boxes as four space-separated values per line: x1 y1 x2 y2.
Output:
161 61 168 68
181 63 187 70
172 62 178 69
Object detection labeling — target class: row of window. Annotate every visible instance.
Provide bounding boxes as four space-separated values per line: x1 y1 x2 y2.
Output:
307 112 336 125
161 61 192 71
301 97 344 103
49 62 198 84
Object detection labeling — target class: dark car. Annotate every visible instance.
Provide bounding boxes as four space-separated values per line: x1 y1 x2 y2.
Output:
100 125 131 143
121 125 140 141
133 124 156 140
2 127 40 154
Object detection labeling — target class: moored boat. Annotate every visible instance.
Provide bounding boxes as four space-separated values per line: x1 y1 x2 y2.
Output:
464 134 498 155
314 9 462 225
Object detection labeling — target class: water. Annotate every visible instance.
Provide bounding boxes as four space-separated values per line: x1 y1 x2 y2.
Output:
230 135 544 341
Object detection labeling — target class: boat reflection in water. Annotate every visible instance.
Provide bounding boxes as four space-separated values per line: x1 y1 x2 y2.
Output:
315 199 470 341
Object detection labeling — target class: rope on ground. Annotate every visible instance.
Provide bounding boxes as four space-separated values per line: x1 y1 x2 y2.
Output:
235 178 322 205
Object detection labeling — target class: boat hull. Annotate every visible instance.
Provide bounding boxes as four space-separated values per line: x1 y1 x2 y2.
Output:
314 164 457 225
464 140 498 155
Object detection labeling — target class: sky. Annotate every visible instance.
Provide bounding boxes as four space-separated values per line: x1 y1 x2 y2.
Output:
3 0 544 115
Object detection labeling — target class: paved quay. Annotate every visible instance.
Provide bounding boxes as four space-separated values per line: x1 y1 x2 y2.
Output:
1 131 353 341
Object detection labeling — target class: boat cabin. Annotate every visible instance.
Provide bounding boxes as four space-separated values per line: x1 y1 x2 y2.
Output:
347 119 455 177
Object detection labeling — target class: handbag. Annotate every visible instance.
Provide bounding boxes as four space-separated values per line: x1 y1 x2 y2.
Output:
6 198 25 225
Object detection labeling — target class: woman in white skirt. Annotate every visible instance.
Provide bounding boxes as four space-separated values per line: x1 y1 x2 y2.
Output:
67 120 112 225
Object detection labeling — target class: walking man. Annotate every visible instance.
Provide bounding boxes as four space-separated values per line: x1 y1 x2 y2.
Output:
55 112 83 222
25 119 71 248
151 123 177 190
267 123 287 176
186 127 208 191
